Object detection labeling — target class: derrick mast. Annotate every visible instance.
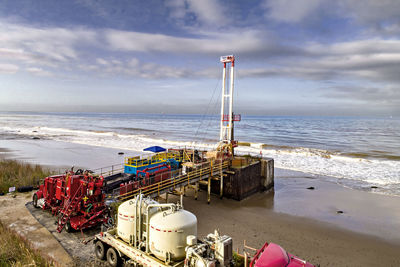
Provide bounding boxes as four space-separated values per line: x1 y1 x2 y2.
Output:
219 55 240 155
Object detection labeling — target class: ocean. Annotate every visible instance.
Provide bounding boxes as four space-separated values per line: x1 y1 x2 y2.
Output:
0 112 399 196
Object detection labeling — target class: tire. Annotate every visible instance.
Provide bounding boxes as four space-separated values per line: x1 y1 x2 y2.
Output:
106 247 120 267
95 241 106 260
64 220 72 233
32 194 38 208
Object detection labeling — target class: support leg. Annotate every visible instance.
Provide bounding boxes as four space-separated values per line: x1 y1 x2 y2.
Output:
220 172 224 199
207 176 211 204
180 194 183 208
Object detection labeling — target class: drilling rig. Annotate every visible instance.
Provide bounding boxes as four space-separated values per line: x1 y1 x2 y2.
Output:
218 55 241 157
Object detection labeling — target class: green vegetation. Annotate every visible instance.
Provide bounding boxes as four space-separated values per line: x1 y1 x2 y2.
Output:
0 160 53 266
0 159 53 195
0 221 51 267
233 252 245 267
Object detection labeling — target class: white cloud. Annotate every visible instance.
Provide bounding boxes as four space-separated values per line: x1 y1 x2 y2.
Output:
308 39 400 55
322 84 400 108
341 0 400 25
0 63 19 74
104 29 267 55
186 0 226 26
78 57 190 79
262 0 400 35
197 38 400 91
96 58 108 65
339 0 400 36
166 0 186 20
0 22 96 64
263 0 322 23
166 0 229 27
0 15 398 91
26 67 52 77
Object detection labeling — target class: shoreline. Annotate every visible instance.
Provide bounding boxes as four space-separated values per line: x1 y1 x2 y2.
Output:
1 141 400 266
1 114 399 196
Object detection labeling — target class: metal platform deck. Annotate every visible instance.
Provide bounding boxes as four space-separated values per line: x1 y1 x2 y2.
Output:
116 160 230 203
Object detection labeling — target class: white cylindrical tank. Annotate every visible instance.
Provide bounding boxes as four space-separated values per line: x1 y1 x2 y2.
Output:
117 197 158 243
149 209 197 261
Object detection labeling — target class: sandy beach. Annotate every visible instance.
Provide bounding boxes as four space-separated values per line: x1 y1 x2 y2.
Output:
1 141 400 266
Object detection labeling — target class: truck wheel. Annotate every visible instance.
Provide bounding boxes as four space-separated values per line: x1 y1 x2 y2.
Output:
32 194 38 208
64 220 72 233
95 241 106 260
106 247 120 267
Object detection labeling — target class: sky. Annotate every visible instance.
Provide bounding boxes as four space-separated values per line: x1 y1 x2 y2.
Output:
0 0 399 116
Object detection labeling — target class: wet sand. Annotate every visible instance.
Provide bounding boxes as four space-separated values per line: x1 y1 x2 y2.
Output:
0 147 10 158
169 188 400 267
0 139 132 169
2 141 400 266
273 168 400 244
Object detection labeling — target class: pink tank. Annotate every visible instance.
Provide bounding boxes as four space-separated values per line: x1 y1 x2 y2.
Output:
251 242 315 267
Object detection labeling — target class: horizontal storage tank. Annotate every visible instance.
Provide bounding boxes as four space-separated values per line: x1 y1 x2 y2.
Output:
117 197 158 243
149 208 197 261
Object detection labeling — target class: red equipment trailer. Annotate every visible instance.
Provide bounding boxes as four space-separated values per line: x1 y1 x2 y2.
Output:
118 164 171 195
33 171 109 233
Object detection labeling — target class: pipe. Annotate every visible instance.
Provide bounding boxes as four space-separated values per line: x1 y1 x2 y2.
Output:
220 62 226 142
192 249 208 267
138 194 143 243
133 195 138 247
228 61 234 142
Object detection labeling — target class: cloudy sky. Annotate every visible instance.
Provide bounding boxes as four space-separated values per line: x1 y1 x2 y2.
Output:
0 0 399 116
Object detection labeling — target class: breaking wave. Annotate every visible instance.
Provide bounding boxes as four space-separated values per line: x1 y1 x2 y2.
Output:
1 124 399 196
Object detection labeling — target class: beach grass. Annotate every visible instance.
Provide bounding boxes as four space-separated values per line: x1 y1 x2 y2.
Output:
0 221 51 266
233 252 245 266
0 159 53 194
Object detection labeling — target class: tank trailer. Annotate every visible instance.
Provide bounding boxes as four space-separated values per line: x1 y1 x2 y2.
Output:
94 194 233 266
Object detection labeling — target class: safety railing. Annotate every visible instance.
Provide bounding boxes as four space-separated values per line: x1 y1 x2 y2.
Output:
92 163 125 177
111 169 180 197
124 151 185 168
116 159 230 202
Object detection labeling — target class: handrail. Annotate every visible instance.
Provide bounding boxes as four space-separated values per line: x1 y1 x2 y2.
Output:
117 160 229 202
92 163 124 176
124 151 185 168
